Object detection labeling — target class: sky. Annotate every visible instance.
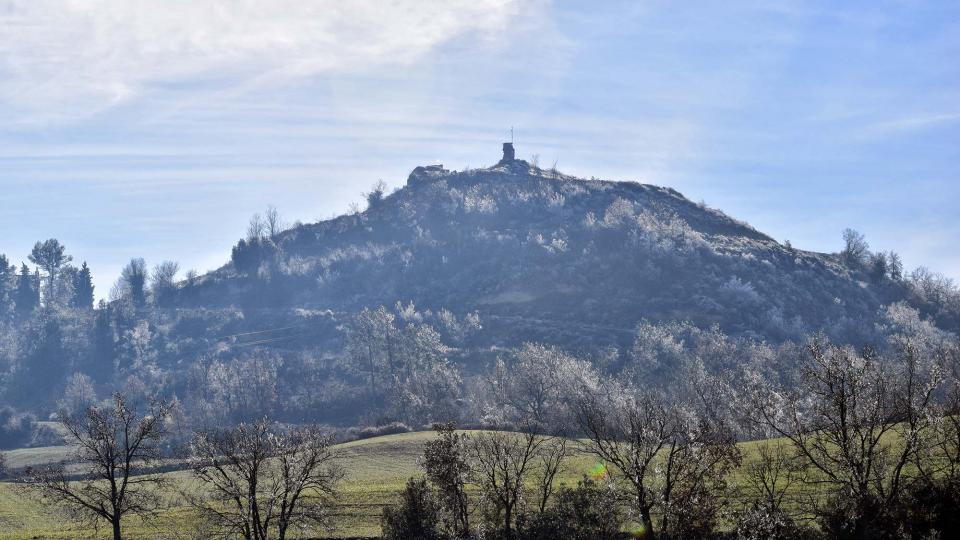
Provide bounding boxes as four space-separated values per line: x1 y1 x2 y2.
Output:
0 0 957 299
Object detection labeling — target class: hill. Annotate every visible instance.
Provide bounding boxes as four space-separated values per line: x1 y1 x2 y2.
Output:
3 142 958 430
170 144 949 350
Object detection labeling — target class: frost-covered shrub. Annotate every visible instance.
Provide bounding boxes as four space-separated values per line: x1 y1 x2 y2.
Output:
602 197 636 227
519 478 625 540
720 276 762 306
735 502 808 540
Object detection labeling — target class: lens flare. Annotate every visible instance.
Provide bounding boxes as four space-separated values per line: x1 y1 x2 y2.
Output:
588 462 607 480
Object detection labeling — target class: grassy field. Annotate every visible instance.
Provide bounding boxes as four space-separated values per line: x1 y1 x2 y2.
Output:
0 430 788 539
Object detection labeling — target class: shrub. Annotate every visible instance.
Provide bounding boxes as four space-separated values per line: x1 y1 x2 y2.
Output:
818 493 899 540
353 422 411 441
663 493 724 540
230 237 278 276
736 502 812 540
519 478 626 540
381 477 446 540
897 476 960 539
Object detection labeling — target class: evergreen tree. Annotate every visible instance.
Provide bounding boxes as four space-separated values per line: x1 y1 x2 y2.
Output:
0 254 14 315
88 307 116 383
13 314 66 406
72 262 95 309
14 263 39 316
888 251 904 281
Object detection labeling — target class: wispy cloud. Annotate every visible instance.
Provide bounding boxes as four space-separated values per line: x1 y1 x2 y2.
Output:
0 0 538 123
855 112 960 140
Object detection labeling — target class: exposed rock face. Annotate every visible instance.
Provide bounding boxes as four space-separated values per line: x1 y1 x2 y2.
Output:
406 164 449 188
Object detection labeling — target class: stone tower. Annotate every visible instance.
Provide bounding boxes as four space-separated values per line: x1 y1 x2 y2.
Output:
501 141 515 163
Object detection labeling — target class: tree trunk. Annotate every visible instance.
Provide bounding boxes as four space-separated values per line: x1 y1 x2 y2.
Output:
640 506 656 540
112 518 122 540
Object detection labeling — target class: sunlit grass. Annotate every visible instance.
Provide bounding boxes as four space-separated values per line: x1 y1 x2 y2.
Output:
0 429 908 538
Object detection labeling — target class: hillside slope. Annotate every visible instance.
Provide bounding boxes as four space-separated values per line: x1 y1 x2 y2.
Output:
173 146 928 349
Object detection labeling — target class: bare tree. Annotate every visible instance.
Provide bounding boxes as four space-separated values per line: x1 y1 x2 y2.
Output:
532 435 568 514
746 337 944 535
734 442 806 540
58 372 98 415
576 387 739 539
918 344 960 481
247 213 267 241
189 419 341 540
841 228 869 268
21 393 170 540
469 431 534 539
739 443 803 517
421 420 568 540
264 205 287 238
467 429 567 539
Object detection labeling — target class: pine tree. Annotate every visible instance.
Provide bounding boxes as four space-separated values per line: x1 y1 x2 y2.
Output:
72 262 95 309
14 263 39 316
28 238 72 305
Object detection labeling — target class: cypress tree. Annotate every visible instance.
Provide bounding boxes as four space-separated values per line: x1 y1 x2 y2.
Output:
72 262 95 309
89 307 116 383
14 263 38 316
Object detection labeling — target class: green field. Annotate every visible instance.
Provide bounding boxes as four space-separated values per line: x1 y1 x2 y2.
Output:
0 431 794 539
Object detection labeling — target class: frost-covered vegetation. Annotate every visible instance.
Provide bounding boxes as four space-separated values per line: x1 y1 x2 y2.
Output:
1 160 960 538
0 159 957 433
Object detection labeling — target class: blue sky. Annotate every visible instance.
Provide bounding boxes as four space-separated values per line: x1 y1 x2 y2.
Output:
1 0 957 299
